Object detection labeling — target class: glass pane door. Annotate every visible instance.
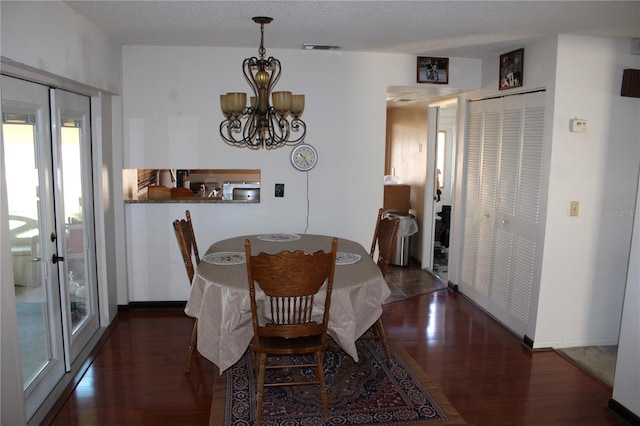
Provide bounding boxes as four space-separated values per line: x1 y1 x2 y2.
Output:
2 77 99 422
2 75 65 420
51 88 99 365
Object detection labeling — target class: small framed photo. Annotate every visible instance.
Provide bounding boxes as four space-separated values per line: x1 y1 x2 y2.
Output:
499 48 524 90
417 57 449 84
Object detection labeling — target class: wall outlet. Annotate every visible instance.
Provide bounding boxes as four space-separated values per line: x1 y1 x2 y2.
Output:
570 118 588 133
275 183 284 197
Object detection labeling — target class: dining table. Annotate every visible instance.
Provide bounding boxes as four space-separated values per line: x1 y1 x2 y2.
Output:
184 233 391 373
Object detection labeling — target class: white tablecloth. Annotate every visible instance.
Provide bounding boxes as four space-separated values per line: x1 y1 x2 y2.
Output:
184 234 391 372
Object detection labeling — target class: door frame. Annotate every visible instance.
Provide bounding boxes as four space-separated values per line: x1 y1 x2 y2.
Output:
421 98 459 278
1 62 114 425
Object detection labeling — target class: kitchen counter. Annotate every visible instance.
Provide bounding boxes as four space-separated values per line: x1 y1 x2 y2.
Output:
124 198 258 204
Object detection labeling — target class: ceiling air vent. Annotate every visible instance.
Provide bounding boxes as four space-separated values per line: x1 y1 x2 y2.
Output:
303 44 341 51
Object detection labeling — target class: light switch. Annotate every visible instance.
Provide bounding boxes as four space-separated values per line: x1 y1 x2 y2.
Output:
570 201 579 217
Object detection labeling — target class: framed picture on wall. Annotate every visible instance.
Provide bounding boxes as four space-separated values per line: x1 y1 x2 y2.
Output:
499 48 524 90
417 57 449 84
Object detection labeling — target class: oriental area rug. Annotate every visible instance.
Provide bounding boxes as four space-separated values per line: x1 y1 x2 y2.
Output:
209 338 467 426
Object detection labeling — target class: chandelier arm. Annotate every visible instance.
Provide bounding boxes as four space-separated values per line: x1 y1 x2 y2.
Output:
271 112 291 146
220 118 243 145
242 57 260 99
243 113 264 149
265 57 282 94
287 119 307 145
220 120 233 144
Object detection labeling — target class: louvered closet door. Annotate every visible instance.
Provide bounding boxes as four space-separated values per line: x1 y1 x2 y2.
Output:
459 92 546 338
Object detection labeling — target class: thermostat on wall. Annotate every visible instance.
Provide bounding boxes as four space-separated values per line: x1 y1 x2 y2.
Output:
570 118 588 133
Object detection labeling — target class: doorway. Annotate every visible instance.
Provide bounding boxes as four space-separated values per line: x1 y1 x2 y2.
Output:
2 75 99 420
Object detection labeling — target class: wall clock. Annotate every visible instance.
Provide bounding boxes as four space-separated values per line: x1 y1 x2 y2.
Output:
290 143 318 171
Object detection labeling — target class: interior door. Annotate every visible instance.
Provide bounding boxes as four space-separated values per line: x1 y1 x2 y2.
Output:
2 75 65 420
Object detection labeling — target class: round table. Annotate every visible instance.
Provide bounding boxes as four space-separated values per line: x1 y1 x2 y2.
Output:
185 233 390 372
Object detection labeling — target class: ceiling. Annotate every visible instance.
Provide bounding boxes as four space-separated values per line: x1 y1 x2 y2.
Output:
64 1 640 102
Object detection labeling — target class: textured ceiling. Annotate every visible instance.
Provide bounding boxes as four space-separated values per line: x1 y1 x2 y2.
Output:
63 0 640 102
65 1 639 57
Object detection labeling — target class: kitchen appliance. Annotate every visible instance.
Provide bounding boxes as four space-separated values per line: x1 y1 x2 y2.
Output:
222 182 260 201
233 187 260 201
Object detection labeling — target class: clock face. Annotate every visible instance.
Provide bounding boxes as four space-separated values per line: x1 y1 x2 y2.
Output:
291 144 318 171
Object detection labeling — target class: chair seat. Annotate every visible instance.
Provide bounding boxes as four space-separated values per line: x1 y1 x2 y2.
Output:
251 335 327 355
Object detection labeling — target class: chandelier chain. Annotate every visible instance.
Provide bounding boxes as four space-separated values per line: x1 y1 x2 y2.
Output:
258 22 266 59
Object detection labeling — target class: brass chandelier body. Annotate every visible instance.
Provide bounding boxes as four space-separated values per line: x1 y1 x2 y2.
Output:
220 17 306 149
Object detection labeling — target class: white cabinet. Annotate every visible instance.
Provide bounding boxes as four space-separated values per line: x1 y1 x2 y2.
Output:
459 92 547 340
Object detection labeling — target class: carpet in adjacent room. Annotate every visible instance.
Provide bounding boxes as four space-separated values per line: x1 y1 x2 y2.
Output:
556 345 617 388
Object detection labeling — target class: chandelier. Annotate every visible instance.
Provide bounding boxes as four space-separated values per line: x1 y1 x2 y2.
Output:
219 17 306 150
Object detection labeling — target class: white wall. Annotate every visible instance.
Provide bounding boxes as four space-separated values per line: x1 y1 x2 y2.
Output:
535 35 640 348
1 1 122 94
122 46 418 301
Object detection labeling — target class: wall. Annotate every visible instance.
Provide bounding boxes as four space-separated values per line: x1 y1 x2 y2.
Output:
0 1 122 94
535 35 640 348
122 46 419 301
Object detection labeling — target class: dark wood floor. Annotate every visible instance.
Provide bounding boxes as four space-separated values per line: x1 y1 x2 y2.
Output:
43 267 621 425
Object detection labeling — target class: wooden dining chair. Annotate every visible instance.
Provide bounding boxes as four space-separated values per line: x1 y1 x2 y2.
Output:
172 209 201 374
244 237 338 425
365 208 400 365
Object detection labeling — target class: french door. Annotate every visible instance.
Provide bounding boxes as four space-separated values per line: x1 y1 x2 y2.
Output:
2 75 99 420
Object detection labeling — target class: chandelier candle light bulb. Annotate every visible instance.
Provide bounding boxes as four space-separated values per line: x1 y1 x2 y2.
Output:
219 16 307 149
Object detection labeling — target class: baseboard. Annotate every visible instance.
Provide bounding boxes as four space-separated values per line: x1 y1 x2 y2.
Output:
608 398 640 425
522 335 534 350
118 301 187 311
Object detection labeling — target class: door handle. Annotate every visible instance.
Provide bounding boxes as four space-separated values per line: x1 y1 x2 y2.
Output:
52 254 65 263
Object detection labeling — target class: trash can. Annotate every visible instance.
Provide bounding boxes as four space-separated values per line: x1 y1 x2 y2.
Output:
384 211 419 266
